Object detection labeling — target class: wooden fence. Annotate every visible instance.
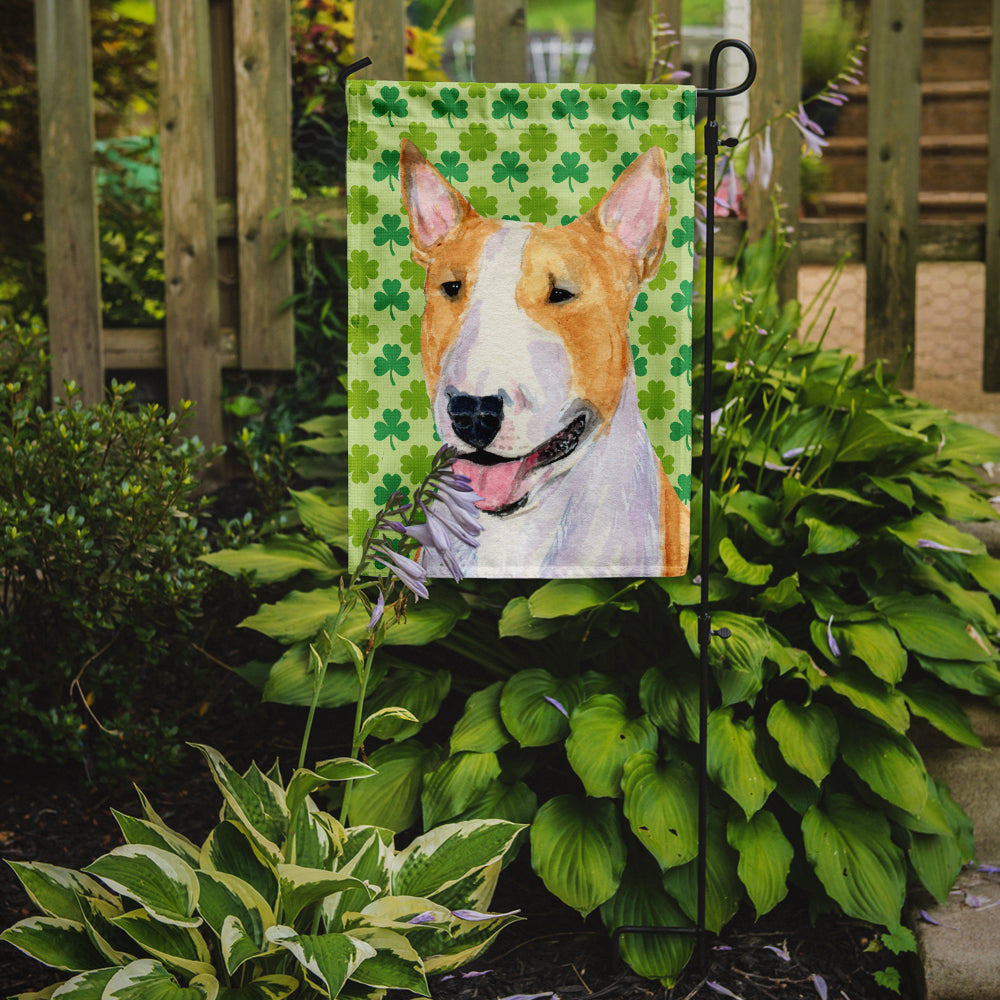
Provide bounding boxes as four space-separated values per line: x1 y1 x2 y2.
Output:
33 0 1000 445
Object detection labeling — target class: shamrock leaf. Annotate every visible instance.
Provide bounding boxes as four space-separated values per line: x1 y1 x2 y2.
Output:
348 313 379 355
631 344 648 377
552 88 589 128
631 291 649 315
673 90 697 126
399 313 422 353
459 123 498 162
491 87 529 127
519 186 558 223
467 186 499 216
348 250 379 289
640 125 679 154
435 150 469 185
648 259 678 291
579 123 618 162
637 316 677 356
374 408 410 450
672 152 698 192
347 185 378 224
349 444 380 484
672 216 696 256
348 379 379 419
431 87 469 126
372 85 408 125
400 444 434 484
401 121 438 153
672 280 694 318
611 152 638 181
637 380 675 420
374 343 410 385
400 259 426 289
612 89 649 129
347 120 378 160
400 379 431 420
350 508 370 548
674 473 691 503
671 344 693 385
373 214 409 256
372 149 400 189
552 151 588 192
493 151 529 191
374 473 409 507
670 408 692 448
373 279 410 319
519 122 557 161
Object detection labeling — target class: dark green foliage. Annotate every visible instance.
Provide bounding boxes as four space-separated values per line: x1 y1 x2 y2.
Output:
0 317 220 783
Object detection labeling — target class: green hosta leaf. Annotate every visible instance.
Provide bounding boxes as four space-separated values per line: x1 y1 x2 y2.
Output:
639 663 699 742
4 862 117 922
886 512 985 556
103 959 217 999
910 562 1000 633
200 535 341 584
393 820 524 900
906 472 998 522
839 718 929 816
681 610 770 706
835 410 927 463
277 865 374 925
909 827 965 905
935 421 1000 464
724 490 784 545
359 706 421 742
83 846 200 928
421 751 502 828
901 680 982 748
834 621 907 684
347 740 442 831
216 975 299 1000
527 579 617 617
265 926 375 998
453 779 538 827
200 822 278 910
967 553 1000 597
718 537 772 585
727 811 793 918
566 695 658 798
346 926 428 994
874 594 995 662
0 916 107 971
661 811 741 933
621 751 698 870
111 908 214 978
707 707 776 818
112 812 201 868
195 871 273 974
530 795 626 917
916 655 1000 697
499 670 585 747
288 489 349 546
802 793 906 926
362 667 451 740
755 573 805 614
261 643 386 708
497 596 565 639
765 700 838 786
599 853 694 987
450 682 511 754
803 517 859 556
808 660 910 732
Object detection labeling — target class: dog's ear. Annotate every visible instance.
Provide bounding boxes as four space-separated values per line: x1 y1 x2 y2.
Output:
400 138 475 265
587 147 669 285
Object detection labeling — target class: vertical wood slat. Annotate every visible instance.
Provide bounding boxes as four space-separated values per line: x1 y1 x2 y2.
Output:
157 0 223 445
655 0 683 80
594 0 657 84
354 0 406 80
864 0 923 390
233 0 294 369
474 0 526 82
983 0 1000 390
746 0 801 304
34 0 103 405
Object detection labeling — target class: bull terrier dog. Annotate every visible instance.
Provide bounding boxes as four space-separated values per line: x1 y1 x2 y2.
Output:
399 137 689 578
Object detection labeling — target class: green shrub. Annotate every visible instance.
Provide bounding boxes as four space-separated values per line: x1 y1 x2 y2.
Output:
0 317 220 783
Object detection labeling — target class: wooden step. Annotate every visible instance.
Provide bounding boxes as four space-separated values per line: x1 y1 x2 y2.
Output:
922 25 993 83
814 189 987 222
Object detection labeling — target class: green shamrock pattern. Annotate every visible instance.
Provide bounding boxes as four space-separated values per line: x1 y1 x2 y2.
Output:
347 80 696 568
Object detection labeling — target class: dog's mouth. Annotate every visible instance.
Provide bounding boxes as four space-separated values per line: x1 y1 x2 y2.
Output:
452 414 589 516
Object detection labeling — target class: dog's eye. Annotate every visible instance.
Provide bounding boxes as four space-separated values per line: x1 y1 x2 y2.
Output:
548 286 575 304
441 280 462 299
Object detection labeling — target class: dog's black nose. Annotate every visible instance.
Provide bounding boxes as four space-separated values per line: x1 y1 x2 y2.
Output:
447 392 504 450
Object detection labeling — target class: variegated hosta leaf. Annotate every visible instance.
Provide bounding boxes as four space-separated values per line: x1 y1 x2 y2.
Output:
276 864 375 925
706 707 776 819
802 793 906 926
265 925 376 998
599 853 694 987
420 907 522 975
102 958 218 999
83 846 200 928
285 760 376 824
765 700 838 786
77 894 136 966
200 822 278 910
112 810 202 868
195 871 274 973
529 795 626 917
288 802 344 870
345 926 429 995
323 829 393 931
4 861 117 922
220 915 269 979
0 916 107 972
110 908 214 978
391 820 524 900
726 810 793 918
214 974 300 999
46 965 118 997
425 859 501 915
450 681 511 754
420 751 502 828
621 751 699 871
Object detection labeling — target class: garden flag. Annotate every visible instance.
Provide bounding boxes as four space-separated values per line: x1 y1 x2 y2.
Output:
346 80 696 578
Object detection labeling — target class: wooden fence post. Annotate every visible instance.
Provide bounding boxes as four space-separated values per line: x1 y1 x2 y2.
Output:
593 0 656 84
474 0 526 82
864 0 923 389
34 0 104 405
984 0 1000 390
233 0 294 370
157 0 223 445
354 0 406 80
746 0 801 305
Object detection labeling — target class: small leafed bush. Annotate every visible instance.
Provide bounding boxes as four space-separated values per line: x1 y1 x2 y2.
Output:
0 317 218 782
1 744 524 998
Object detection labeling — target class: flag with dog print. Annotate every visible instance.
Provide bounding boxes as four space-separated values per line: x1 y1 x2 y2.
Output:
346 80 695 579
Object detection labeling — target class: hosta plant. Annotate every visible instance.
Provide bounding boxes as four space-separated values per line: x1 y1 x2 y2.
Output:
1 744 523 999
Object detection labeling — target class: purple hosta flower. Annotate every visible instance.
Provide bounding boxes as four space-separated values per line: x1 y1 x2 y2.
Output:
979 864 1000 874
827 616 842 657
373 544 429 600
746 125 774 191
811 974 828 1000
791 104 828 157
451 908 521 921
917 538 973 555
544 695 569 718
367 590 385 631
707 983 742 999
407 911 438 925
763 944 791 962
716 156 741 216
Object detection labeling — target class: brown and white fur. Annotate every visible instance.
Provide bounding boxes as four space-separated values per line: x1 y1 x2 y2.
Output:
400 138 689 578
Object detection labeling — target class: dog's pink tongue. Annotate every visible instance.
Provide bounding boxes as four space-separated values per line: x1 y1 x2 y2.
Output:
454 457 529 511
